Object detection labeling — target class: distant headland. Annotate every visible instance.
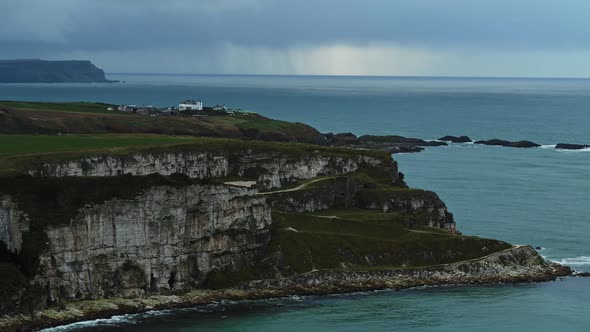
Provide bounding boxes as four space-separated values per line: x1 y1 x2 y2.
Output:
0 59 115 83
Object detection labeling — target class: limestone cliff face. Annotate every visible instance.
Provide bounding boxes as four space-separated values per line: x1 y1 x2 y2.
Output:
265 179 455 232
31 184 271 301
358 190 456 231
0 196 29 254
28 151 390 190
236 153 383 189
27 152 230 179
264 182 338 213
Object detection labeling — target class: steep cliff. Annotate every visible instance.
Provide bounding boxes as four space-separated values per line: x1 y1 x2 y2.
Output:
0 196 29 254
27 149 393 190
357 188 456 231
37 184 271 301
0 146 399 311
0 141 569 329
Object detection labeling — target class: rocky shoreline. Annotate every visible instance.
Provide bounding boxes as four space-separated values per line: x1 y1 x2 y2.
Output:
0 246 571 332
326 132 590 153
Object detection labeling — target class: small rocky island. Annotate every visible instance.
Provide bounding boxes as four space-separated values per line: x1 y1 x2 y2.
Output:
0 59 114 83
0 101 572 331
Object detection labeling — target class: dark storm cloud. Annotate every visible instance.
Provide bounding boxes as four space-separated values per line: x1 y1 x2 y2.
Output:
2 0 590 52
2 0 590 76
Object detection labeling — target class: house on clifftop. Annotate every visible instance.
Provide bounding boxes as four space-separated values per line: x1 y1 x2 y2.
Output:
179 100 203 111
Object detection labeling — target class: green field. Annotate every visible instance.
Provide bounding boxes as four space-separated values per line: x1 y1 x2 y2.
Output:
0 101 116 114
0 134 198 156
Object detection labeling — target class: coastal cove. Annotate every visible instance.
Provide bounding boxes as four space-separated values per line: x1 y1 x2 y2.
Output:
1 75 589 331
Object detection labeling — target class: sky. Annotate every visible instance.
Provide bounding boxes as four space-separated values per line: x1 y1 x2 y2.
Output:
1 0 590 77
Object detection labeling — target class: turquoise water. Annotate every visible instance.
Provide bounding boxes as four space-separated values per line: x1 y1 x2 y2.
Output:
2 75 589 331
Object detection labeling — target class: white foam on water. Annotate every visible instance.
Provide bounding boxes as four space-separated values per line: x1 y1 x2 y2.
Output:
540 144 556 149
41 314 137 332
552 256 590 266
555 147 590 153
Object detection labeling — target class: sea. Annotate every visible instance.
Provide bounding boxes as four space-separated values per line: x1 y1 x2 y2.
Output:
1 75 589 332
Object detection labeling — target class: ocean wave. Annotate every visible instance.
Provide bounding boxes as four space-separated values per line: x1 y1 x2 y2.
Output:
42 314 137 332
540 144 556 149
552 256 590 266
555 147 590 152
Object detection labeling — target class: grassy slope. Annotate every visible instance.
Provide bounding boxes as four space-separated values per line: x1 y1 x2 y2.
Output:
267 209 511 274
0 101 325 143
0 134 196 156
0 101 116 114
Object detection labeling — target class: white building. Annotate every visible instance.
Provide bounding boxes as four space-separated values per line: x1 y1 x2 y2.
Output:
179 100 203 111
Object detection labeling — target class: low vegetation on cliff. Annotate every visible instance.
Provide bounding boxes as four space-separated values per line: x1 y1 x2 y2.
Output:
265 210 511 274
0 101 325 144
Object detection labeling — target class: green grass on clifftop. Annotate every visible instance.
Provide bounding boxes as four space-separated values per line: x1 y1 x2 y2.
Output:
0 134 196 156
0 101 116 114
266 209 511 274
0 134 389 175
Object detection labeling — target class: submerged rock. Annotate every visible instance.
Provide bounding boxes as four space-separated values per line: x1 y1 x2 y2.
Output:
438 135 473 143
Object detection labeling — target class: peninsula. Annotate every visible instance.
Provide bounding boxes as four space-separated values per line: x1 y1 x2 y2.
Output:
0 59 114 83
0 101 571 331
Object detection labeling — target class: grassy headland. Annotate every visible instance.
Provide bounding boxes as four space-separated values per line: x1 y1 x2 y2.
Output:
0 101 325 144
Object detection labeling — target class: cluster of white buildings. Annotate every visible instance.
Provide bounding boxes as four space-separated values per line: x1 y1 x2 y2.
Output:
108 99 254 117
178 100 203 111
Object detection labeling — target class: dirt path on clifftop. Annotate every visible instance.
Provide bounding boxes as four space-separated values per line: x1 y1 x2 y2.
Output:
258 177 331 195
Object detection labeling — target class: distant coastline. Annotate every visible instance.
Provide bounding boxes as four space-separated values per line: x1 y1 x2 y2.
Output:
106 72 590 80
0 59 116 83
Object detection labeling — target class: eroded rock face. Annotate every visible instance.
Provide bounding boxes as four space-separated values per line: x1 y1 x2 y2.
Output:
27 151 391 191
241 154 384 190
0 196 29 254
358 190 456 232
34 184 271 301
27 152 231 179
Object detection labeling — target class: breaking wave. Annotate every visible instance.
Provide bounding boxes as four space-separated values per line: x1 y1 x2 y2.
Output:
41 314 138 331
555 147 590 152
553 256 590 267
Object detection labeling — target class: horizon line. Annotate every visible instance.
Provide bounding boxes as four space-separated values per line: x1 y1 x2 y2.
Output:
106 72 590 80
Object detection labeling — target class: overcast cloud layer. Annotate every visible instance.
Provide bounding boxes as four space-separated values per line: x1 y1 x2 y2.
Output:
2 0 590 77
